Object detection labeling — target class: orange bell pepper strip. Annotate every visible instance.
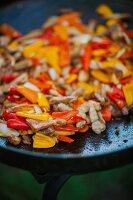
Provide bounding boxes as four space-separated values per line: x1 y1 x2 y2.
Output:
79 125 89 133
59 41 70 67
0 24 22 39
122 83 133 106
53 25 68 40
52 110 78 121
29 78 52 91
55 125 79 132
125 30 133 38
58 135 74 143
101 109 112 121
81 43 92 72
72 97 85 110
17 86 38 103
57 12 80 24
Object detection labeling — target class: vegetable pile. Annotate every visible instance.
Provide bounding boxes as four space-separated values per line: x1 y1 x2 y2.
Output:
0 4 133 148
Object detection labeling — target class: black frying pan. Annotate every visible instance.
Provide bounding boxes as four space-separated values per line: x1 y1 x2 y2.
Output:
0 0 133 175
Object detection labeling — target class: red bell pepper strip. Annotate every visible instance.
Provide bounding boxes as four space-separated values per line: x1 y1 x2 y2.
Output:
0 24 22 39
9 86 20 95
3 111 27 122
120 50 133 60
55 125 79 132
120 76 133 85
92 40 111 50
30 58 39 67
52 110 78 120
81 43 92 72
58 135 74 143
107 92 126 109
1 74 18 83
101 109 112 121
67 115 85 124
112 86 125 99
38 27 53 40
7 95 21 103
7 119 30 130
125 30 133 38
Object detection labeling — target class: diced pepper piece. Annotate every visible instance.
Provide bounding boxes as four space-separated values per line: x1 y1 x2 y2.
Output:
107 92 126 109
7 119 30 130
120 50 133 60
101 109 112 121
16 112 52 121
52 110 78 120
37 92 50 109
67 115 85 124
96 4 113 17
23 41 44 58
77 82 99 96
91 70 111 83
81 43 92 72
58 135 74 143
92 40 111 50
17 86 38 103
72 97 85 110
112 86 125 99
122 83 133 106
66 74 77 84
33 133 56 148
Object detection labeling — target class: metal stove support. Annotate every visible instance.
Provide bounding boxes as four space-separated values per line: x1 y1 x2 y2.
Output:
32 172 71 200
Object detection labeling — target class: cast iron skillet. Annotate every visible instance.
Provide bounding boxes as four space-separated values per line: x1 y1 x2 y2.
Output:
0 0 133 174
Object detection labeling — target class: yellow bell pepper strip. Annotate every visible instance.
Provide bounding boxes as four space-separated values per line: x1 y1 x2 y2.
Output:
66 74 77 84
16 111 52 121
77 82 99 96
92 49 106 57
96 4 113 17
57 135 74 143
33 133 56 148
91 70 111 83
53 25 68 40
17 86 38 103
37 92 50 109
35 46 61 74
23 41 44 58
81 43 92 72
19 130 33 136
122 83 133 106
95 25 107 35
8 41 19 50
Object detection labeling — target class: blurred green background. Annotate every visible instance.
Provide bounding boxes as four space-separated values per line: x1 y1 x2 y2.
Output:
0 163 133 200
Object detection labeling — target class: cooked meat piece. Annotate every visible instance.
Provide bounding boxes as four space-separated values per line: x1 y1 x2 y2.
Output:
22 135 31 145
89 100 101 111
7 135 21 145
94 92 105 104
49 89 62 96
57 103 72 111
40 126 55 135
71 87 85 97
0 36 10 46
7 104 34 113
49 96 77 104
89 104 98 123
92 120 106 134
76 121 86 128
78 102 90 120
14 60 32 71
26 118 66 132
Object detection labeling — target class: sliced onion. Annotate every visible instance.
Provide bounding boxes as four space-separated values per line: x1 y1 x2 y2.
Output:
24 82 40 92
71 34 91 44
0 123 20 137
34 105 42 114
48 68 58 80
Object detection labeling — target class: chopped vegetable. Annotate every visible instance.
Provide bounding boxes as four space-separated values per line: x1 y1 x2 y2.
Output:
122 83 133 106
16 112 52 121
58 135 74 143
33 133 56 148
17 86 38 103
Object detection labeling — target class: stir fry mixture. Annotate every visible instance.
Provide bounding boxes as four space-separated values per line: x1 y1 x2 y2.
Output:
0 4 133 148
